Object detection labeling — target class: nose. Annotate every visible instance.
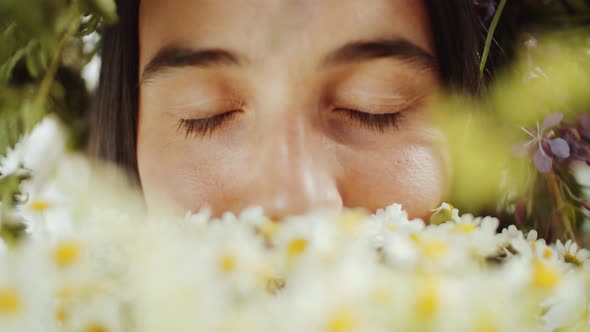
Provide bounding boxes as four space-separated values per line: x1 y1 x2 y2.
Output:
240 113 343 221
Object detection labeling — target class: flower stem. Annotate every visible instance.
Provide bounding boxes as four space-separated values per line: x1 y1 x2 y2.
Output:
480 0 507 75
548 171 576 241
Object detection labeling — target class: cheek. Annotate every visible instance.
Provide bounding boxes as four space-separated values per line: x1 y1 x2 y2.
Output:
339 141 448 219
137 126 239 213
137 119 262 212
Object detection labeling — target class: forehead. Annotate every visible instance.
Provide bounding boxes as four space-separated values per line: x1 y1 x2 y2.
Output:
139 0 432 69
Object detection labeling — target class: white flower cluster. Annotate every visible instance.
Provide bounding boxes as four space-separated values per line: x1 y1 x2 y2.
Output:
1 118 590 332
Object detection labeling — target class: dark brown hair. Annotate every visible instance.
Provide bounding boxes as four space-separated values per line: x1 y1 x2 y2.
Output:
90 1 483 180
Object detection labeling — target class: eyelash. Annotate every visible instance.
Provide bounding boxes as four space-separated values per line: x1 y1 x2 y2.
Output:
177 108 403 137
335 108 403 132
177 111 241 138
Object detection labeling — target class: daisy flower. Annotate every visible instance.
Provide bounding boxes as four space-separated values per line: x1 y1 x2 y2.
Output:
556 239 590 268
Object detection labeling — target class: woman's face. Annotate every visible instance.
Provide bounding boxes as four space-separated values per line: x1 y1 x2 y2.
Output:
137 0 449 220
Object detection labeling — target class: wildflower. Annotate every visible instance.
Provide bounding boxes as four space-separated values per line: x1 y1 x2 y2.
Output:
556 239 590 267
0 118 65 185
0 144 23 179
503 228 555 263
580 114 590 140
515 112 570 173
498 225 525 252
429 203 460 225
557 115 590 166
366 204 424 249
2 117 590 332
486 0 498 20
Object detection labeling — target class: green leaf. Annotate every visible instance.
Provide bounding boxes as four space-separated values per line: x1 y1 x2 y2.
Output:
20 100 44 133
0 23 18 62
0 46 27 82
480 0 507 75
88 0 118 25
25 48 41 78
0 107 22 156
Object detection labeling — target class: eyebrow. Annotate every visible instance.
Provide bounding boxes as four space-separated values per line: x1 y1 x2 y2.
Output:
140 38 436 83
141 47 244 83
323 38 436 69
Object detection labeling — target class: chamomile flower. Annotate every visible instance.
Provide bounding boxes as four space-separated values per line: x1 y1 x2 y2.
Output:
366 203 424 249
429 202 461 225
0 143 24 179
1 119 590 332
556 239 590 268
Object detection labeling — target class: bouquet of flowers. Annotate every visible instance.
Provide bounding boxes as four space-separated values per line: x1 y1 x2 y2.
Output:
0 118 588 332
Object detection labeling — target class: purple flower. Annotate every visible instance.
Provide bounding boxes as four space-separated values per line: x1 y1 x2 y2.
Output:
558 115 590 166
486 0 497 19
580 114 590 140
514 113 570 173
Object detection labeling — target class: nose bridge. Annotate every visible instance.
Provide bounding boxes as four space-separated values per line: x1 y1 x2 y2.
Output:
250 101 342 220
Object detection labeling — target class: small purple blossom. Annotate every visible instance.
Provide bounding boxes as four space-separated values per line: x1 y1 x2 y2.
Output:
514 112 570 173
557 114 590 166
486 0 498 19
579 114 590 140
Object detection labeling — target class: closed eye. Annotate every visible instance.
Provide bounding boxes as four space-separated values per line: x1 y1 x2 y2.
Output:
177 110 241 138
335 108 403 132
176 107 403 138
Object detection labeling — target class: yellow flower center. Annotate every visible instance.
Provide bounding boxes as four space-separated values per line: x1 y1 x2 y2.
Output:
287 238 308 257
564 253 583 266
258 221 278 239
219 254 236 274
416 283 438 318
30 200 51 212
532 260 559 290
371 289 391 305
53 240 82 268
474 314 499 332
56 284 75 299
453 224 476 233
55 307 68 323
543 248 553 259
326 310 355 332
421 240 448 258
338 209 366 233
0 288 21 314
83 322 108 332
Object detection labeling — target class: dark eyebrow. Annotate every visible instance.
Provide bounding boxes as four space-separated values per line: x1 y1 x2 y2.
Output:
323 38 436 69
141 47 243 83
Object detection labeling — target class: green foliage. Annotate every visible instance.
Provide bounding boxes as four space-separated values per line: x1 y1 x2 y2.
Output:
0 0 117 240
476 0 590 80
440 33 590 242
480 0 507 74
0 0 117 155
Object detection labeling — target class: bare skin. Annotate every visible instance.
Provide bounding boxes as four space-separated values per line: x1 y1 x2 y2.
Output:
137 0 449 220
